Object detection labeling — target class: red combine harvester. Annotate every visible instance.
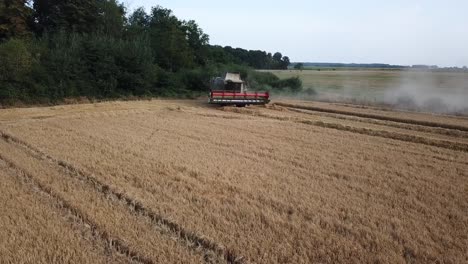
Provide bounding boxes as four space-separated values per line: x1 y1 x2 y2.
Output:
209 72 270 106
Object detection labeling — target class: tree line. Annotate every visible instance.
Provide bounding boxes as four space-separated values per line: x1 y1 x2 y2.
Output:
0 0 299 105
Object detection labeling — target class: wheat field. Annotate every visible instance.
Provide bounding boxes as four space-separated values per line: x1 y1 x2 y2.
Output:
0 99 467 263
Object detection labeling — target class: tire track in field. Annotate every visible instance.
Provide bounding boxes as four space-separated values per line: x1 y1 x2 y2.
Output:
274 102 468 132
0 153 153 264
282 106 468 139
0 130 246 264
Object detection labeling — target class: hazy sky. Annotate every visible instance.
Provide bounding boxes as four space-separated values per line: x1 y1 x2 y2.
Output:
123 0 468 67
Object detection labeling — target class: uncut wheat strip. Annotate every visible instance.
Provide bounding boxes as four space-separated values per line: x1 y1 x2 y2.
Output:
283 106 468 139
223 107 468 152
195 109 468 167
275 107 468 145
208 108 468 165
0 139 209 264
274 102 468 132
0 130 245 264
330 101 468 121
287 99 468 127
299 120 468 152
0 162 132 264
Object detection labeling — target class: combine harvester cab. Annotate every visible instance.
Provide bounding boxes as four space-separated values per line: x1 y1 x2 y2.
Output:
209 72 270 106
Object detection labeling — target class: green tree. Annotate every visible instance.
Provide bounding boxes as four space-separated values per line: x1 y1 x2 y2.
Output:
182 20 209 65
0 0 32 41
294 63 304 70
148 6 194 71
33 0 100 34
96 0 126 37
0 2 297 104
126 7 149 37
38 32 88 98
281 56 290 69
272 52 284 69
0 38 33 99
0 38 32 81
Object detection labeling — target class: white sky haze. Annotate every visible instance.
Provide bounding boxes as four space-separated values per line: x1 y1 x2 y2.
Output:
124 0 468 67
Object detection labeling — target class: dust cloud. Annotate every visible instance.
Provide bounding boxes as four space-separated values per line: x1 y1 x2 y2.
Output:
382 71 468 114
276 70 468 115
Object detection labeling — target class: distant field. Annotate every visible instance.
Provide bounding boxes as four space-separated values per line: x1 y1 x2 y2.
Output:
1 99 467 263
267 70 468 113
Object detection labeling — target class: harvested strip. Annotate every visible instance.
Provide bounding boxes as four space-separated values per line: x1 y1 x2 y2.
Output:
0 131 243 264
275 102 468 132
0 161 130 264
0 139 206 264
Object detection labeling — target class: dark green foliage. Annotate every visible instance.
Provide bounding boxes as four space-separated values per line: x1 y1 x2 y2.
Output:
246 71 302 91
146 6 194 71
0 1 296 105
294 63 304 70
0 0 33 41
33 0 125 36
274 76 302 92
303 87 317 96
0 38 33 82
206 45 237 65
126 7 149 38
33 0 100 34
246 71 279 90
96 0 126 37
182 20 209 66
214 47 290 69
43 33 158 98
0 38 34 100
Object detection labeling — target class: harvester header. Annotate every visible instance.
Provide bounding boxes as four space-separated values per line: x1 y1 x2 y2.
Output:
209 72 270 106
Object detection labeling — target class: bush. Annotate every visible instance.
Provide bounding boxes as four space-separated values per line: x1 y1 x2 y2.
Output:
274 76 302 92
246 71 279 90
0 39 35 100
245 71 302 92
303 87 317 96
0 39 33 82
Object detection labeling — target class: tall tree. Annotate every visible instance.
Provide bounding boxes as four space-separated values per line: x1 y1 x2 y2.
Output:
294 62 304 70
281 56 290 69
182 20 209 65
272 52 283 62
148 6 194 71
96 0 126 37
126 7 150 40
0 0 32 41
33 0 99 34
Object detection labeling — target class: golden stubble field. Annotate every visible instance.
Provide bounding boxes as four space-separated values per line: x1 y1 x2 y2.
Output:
0 99 467 263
